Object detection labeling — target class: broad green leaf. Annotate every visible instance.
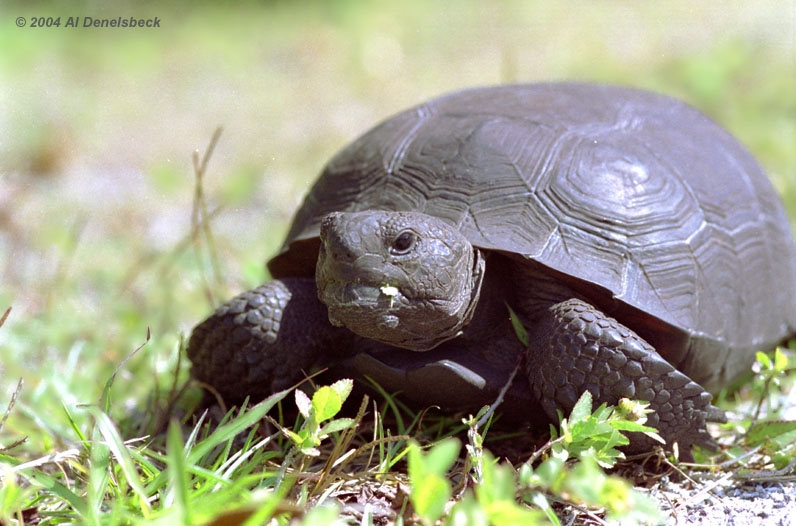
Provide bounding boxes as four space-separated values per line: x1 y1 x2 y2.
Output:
746 420 796 446
569 418 600 442
518 462 535 486
756 351 771 370
484 500 544 526
475 454 515 505
407 442 426 482
329 378 353 402
609 420 659 434
319 418 356 435
286 428 305 446
407 440 460 524
774 451 796 470
774 348 789 371
411 473 451 524
773 428 796 448
295 389 312 418
535 453 566 487
423 438 461 476
592 404 612 420
312 386 343 422
563 456 606 504
603 428 630 449
569 391 592 424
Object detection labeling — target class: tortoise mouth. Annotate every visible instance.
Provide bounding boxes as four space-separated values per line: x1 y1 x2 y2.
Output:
320 280 405 309
320 279 407 334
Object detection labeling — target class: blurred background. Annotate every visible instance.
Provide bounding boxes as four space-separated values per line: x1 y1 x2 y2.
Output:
0 0 794 429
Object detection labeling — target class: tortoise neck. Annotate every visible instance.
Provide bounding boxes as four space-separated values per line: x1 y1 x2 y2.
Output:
460 247 486 328
410 247 486 351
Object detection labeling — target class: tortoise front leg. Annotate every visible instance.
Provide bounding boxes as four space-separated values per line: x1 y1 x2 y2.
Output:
527 299 726 459
187 278 355 405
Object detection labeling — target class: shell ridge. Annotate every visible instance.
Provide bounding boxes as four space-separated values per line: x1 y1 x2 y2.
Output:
386 104 432 176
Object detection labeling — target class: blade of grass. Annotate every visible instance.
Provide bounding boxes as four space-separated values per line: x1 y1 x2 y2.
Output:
364 377 406 433
87 426 110 526
62 403 88 443
89 408 152 515
183 408 209 453
100 328 151 413
187 389 289 463
1 379 23 437
166 419 191 526
144 389 290 496
15 467 88 520
191 126 224 305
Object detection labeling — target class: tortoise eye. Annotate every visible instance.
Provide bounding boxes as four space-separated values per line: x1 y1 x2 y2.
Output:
390 231 416 255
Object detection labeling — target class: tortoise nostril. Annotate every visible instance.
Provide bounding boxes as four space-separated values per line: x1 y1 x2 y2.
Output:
320 213 362 262
324 233 355 262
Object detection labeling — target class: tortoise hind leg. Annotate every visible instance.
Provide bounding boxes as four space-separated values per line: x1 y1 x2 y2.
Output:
187 278 355 404
527 298 725 460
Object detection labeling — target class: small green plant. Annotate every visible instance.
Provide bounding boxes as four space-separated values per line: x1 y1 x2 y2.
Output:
287 379 356 458
408 438 545 526
410 389 664 525
520 452 661 526
552 391 663 468
462 450 546 525
750 348 792 421
736 348 796 469
407 438 461 525
519 392 664 525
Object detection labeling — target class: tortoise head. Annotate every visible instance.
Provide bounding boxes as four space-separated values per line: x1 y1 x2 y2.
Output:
316 211 485 351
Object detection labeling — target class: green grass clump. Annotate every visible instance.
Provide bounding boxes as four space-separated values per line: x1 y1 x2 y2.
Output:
0 363 668 526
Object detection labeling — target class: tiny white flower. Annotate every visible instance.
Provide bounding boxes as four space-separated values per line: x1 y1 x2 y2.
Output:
380 285 399 297
380 285 399 308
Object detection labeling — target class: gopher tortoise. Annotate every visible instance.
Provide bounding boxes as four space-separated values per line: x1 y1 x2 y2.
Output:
188 83 796 457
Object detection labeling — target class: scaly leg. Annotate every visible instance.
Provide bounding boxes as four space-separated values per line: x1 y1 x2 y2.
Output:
527 299 726 459
187 278 355 404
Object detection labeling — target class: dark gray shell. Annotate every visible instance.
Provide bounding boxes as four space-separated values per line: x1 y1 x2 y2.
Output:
269 83 796 389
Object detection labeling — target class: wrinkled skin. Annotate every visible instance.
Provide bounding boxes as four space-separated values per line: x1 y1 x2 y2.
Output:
188 210 725 459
